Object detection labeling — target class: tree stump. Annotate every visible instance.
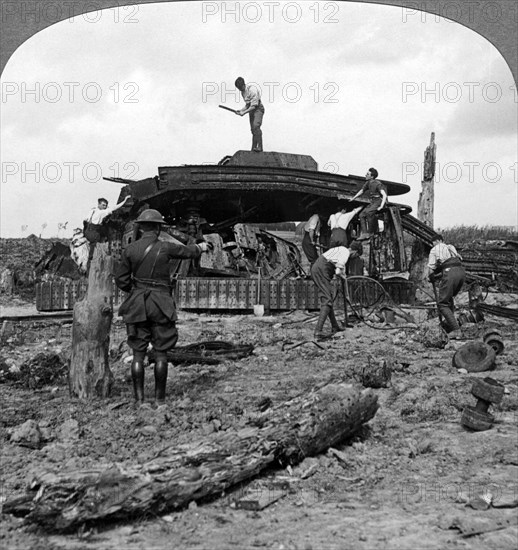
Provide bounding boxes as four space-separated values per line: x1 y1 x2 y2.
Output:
69 243 114 398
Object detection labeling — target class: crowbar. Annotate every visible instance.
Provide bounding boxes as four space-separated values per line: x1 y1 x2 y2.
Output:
219 104 239 114
339 274 352 327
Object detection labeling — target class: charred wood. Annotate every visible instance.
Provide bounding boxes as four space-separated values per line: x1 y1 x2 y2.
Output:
4 383 378 532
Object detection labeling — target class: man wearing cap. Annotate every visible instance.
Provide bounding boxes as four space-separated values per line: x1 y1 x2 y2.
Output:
115 209 212 406
328 205 363 247
427 234 465 333
311 242 363 340
84 195 130 244
234 77 265 152
349 168 387 241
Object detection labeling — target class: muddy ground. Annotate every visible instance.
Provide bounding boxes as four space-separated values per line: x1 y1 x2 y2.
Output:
1 293 517 550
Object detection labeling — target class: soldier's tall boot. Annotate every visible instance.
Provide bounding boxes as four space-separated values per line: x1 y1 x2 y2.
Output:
154 354 168 405
314 305 331 341
131 352 145 404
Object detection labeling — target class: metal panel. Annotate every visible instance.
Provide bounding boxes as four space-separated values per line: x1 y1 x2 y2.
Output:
36 277 339 312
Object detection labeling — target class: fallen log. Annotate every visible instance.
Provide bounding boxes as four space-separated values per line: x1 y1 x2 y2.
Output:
4 382 378 532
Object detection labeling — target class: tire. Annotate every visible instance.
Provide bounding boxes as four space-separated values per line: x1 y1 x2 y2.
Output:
483 335 504 356
461 406 494 431
471 377 505 405
452 341 496 373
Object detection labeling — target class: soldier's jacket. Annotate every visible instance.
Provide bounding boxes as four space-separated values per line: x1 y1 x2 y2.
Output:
115 231 202 324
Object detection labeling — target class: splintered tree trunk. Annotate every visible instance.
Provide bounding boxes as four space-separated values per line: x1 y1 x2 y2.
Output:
69 243 114 398
5 382 378 532
411 132 436 292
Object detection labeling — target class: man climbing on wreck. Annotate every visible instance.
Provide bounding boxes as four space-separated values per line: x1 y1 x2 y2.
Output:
84 196 130 244
427 234 465 335
349 168 387 241
234 77 265 152
311 241 363 341
115 209 212 406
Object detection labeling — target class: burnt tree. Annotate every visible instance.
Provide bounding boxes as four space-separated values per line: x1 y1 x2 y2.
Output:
69 243 114 398
410 132 436 293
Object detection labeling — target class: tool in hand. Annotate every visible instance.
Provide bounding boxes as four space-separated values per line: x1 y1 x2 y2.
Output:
338 273 352 328
219 104 239 114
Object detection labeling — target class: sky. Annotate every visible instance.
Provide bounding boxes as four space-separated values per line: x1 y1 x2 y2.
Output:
1 0 517 238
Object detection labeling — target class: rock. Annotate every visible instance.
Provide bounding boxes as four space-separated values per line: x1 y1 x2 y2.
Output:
58 419 80 441
10 420 42 449
42 443 68 462
139 425 158 436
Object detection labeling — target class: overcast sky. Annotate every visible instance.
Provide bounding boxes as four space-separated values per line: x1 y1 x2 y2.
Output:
1 1 517 238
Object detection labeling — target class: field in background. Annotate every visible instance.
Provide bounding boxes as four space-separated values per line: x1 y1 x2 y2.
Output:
438 225 518 245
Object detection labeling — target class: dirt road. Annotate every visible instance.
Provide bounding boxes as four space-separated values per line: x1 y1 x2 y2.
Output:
1 299 517 550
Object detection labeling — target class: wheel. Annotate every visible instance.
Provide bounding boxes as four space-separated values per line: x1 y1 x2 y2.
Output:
347 276 387 320
471 377 505 405
452 341 496 373
461 406 494 431
483 334 504 356
482 328 501 341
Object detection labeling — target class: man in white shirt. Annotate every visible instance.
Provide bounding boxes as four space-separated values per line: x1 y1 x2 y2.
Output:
427 235 465 333
235 77 265 152
328 205 363 247
302 213 321 266
311 242 362 340
84 195 130 244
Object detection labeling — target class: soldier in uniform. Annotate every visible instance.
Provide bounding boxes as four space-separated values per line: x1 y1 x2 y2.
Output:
115 209 212 405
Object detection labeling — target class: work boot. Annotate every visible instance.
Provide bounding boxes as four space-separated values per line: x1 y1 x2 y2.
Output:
439 307 460 333
254 131 263 152
314 305 331 341
154 359 168 405
328 309 345 334
130 355 145 404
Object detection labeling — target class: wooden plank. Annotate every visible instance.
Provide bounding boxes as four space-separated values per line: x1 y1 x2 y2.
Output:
236 488 286 511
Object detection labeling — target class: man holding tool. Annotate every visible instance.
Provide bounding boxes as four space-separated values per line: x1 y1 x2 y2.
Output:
115 209 212 406
311 242 363 341
234 77 265 152
427 234 465 334
349 168 387 241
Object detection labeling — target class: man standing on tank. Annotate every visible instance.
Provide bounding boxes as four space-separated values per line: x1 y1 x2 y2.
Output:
234 76 265 152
